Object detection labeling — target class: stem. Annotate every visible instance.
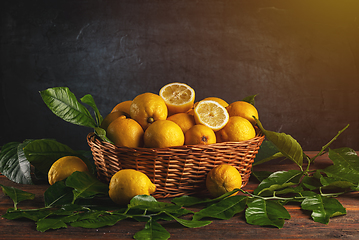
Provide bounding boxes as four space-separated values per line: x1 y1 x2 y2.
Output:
239 189 305 201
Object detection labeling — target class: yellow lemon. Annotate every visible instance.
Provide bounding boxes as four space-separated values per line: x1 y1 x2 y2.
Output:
194 100 229 131
206 164 242 198
159 82 195 115
203 97 229 108
184 124 216 145
130 93 168 130
48 156 89 185
106 117 144 148
216 116 256 142
226 101 258 125
167 112 196 134
100 112 126 131
109 169 156 205
144 120 184 148
111 100 132 117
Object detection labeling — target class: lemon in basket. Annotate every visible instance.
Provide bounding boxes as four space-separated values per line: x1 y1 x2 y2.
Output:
184 124 216 145
206 164 242 198
159 82 195 115
130 92 168 130
48 156 89 185
100 111 126 131
111 100 132 116
144 120 184 148
109 169 156 205
167 112 196 134
106 117 144 148
194 100 229 131
216 116 256 142
226 100 258 125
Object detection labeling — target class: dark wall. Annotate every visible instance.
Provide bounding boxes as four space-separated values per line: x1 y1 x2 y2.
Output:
1 0 358 151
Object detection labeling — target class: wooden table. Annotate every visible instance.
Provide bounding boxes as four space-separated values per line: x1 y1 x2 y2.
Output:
1 152 358 239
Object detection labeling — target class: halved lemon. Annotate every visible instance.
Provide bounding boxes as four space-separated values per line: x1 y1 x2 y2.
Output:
159 82 195 115
194 100 229 131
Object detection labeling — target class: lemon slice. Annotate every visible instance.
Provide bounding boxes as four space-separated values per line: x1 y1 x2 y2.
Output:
159 82 195 114
194 100 229 131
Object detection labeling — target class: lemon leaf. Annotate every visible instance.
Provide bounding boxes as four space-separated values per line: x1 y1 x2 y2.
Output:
323 148 359 184
245 198 290 228
80 94 103 126
134 218 171 240
0 184 35 210
255 118 304 169
193 195 247 221
40 87 97 128
301 193 346 224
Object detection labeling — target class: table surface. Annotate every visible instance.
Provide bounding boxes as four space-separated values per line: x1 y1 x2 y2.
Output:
1 151 358 239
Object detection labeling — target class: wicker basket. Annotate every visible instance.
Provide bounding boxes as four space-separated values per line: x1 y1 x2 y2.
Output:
87 130 264 199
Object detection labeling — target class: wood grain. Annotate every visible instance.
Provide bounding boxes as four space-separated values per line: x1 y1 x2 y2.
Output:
1 152 358 239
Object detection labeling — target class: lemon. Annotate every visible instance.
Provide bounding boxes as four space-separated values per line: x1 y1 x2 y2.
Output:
109 169 156 205
130 92 168 130
144 120 184 148
167 112 196 134
100 112 126 131
216 116 256 142
206 164 242 198
159 82 195 115
226 101 258 125
111 100 132 117
106 117 144 148
203 97 229 108
184 124 216 145
194 100 229 131
48 156 89 185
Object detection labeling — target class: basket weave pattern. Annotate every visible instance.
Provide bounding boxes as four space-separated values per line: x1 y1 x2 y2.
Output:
87 131 264 199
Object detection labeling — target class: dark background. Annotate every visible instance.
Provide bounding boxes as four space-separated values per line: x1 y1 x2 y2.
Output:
1 0 358 151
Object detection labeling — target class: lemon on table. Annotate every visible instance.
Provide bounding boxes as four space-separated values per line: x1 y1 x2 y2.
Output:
159 82 195 115
206 164 242 198
111 100 132 117
48 156 89 185
167 112 196 134
184 124 216 145
144 120 184 148
216 116 256 142
130 92 168 130
106 117 144 148
226 101 258 125
109 169 156 205
194 100 229 131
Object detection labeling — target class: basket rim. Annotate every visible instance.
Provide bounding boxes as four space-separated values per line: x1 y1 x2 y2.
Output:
87 128 265 151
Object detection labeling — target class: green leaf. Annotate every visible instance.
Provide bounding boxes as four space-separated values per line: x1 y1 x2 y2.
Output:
36 214 80 232
193 195 247 221
0 184 35 210
0 140 34 184
40 87 97 128
134 218 171 240
253 140 283 166
245 198 291 228
80 94 103 127
172 189 240 207
242 94 257 105
323 148 359 184
44 181 74 207
319 175 355 190
65 171 109 202
2 208 54 221
255 118 304 169
23 139 77 174
251 171 273 182
253 170 303 196
301 194 346 224
165 212 212 228
70 213 127 228
301 176 322 190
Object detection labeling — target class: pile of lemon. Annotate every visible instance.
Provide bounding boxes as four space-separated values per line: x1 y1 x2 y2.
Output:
101 82 259 149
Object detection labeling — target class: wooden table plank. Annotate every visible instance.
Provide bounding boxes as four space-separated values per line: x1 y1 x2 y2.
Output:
1 152 359 239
